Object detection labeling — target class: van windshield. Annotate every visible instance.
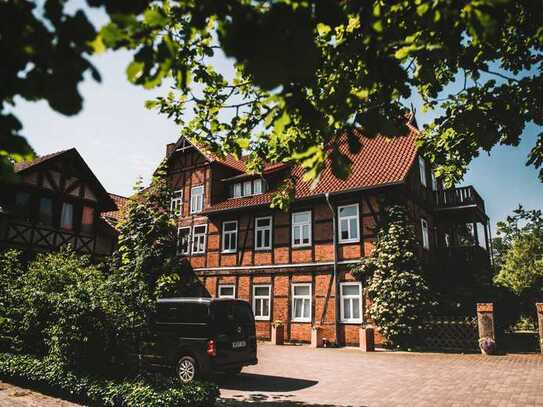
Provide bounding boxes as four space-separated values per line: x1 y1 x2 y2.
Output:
212 301 254 335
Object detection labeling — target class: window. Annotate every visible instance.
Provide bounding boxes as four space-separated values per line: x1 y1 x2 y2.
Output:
338 204 360 243
81 206 94 233
292 211 311 247
39 197 54 226
340 282 362 323
253 179 263 194
243 180 252 196
192 224 207 254
431 172 438 191
255 216 272 250
177 227 191 255
60 202 74 230
222 220 238 253
190 186 204 214
15 192 31 219
419 156 427 187
233 183 242 198
170 190 183 215
253 285 271 321
218 285 235 299
292 283 311 322
421 218 430 250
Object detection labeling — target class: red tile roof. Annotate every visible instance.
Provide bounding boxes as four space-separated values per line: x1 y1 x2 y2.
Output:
101 193 129 222
203 127 420 213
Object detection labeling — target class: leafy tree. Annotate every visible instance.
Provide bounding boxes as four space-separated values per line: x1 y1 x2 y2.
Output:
352 206 433 348
94 0 543 202
109 161 193 358
0 0 148 179
0 248 117 372
493 206 543 299
5 1 542 196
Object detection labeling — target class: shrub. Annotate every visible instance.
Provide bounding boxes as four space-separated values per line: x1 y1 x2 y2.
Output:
0 352 219 407
352 205 434 348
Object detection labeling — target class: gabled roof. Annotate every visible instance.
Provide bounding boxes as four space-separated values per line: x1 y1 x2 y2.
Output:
166 136 247 172
13 148 117 212
203 126 420 213
14 150 70 172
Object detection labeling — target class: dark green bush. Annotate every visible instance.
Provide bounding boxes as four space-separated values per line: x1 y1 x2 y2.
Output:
0 352 219 407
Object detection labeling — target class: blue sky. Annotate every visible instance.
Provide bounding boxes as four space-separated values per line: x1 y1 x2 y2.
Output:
12 4 543 232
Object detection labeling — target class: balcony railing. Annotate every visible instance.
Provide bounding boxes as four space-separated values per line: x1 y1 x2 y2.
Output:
434 186 485 214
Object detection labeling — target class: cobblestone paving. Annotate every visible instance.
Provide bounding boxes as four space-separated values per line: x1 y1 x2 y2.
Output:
1 344 541 407
0 381 79 407
218 343 543 407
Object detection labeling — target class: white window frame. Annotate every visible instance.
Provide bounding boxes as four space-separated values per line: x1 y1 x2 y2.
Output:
192 224 207 254
421 218 430 250
253 179 263 195
177 226 191 255
232 183 242 198
170 189 183 216
243 180 252 196
338 204 360 244
419 156 427 187
218 284 236 299
431 172 438 191
221 220 238 253
291 283 312 323
255 216 272 251
252 285 271 321
340 282 363 324
190 185 204 214
291 211 312 248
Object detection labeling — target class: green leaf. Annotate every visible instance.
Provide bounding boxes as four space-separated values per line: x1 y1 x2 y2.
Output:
126 61 144 83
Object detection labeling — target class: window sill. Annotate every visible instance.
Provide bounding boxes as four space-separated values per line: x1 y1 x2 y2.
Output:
221 250 237 254
254 247 272 252
254 317 270 321
338 239 360 245
291 319 312 324
291 244 312 249
340 320 363 324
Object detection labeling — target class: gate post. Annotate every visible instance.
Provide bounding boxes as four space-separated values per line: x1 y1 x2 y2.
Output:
536 303 543 353
477 303 496 354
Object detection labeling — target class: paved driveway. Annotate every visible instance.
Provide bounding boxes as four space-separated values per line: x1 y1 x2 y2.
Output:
217 343 543 407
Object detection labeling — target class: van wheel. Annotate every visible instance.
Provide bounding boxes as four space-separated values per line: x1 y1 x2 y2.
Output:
177 356 198 383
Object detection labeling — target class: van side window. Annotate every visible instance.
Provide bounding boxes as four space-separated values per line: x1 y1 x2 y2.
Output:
156 303 209 324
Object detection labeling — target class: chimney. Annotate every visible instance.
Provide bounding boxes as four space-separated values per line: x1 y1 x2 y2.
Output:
166 143 176 156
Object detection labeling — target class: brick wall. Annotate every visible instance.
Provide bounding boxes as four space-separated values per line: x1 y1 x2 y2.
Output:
198 267 372 346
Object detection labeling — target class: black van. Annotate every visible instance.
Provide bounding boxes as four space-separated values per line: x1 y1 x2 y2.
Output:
151 298 258 383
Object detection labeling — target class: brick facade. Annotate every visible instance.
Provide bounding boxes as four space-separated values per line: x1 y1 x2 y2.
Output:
164 132 490 346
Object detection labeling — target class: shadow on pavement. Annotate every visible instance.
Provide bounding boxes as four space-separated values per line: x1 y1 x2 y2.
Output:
217 372 318 392
218 393 349 406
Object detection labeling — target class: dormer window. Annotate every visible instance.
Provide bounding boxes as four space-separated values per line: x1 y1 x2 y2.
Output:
230 178 266 198
243 180 252 196
233 183 242 198
253 179 263 194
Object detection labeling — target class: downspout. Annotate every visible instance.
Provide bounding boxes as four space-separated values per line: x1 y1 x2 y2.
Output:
324 192 340 345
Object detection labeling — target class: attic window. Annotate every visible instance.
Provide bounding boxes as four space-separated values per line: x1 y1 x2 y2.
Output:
230 179 266 198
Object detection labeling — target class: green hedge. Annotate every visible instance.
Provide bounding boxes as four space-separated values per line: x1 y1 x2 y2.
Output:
0 353 219 406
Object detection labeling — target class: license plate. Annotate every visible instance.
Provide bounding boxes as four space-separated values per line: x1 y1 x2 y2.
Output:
232 340 246 349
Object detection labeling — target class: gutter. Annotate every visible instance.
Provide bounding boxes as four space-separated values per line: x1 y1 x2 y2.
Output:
324 192 340 345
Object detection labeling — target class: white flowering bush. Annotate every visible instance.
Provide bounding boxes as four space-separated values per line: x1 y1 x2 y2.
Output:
353 205 434 348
